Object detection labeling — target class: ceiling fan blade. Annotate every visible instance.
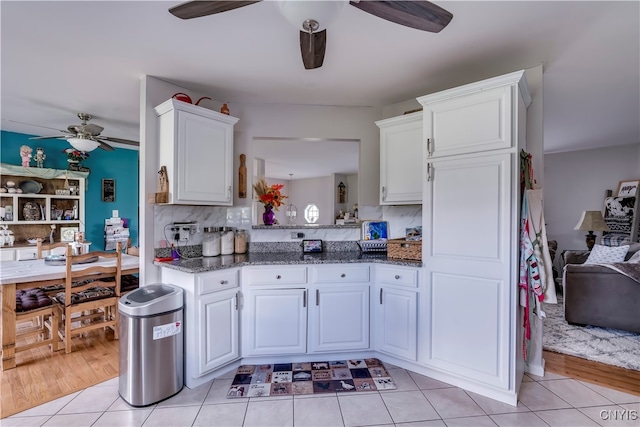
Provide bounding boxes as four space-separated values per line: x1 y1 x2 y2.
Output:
29 134 72 140
300 29 326 70
91 137 115 152
98 136 139 147
169 0 261 19
79 123 104 135
350 0 453 33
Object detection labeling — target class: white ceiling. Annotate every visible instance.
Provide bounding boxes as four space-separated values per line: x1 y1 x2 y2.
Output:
1 1 638 157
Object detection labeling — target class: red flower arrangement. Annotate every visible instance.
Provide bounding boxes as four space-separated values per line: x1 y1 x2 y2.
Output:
253 178 288 210
63 148 89 162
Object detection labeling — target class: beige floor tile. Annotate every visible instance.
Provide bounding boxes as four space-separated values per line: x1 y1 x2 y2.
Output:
422 388 484 419
396 421 447 427
0 415 51 426
92 408 153 427
155 382 212 408
193 402 248 427
467 391 529 415
8 393 80 418
41 412 103 427
490 411 547 426
293 395 344 427
338 393 393 427
243 399 293 427
522 375 535 382
407 371 456 390
526 371 568 381
579 381 640 404
381 390 440 423
443 415 498 426
205 378 236 404
93 377 119 387
141 406 200 426
381 368 419 392
517 381 571 411
535 408 600 426
538 379 614 407
58 385 119 414
107 396 157 412
579 405 640 427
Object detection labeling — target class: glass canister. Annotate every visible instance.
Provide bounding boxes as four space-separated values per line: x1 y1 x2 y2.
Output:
202 227 221 257
220 227 235 255
234 229 247 254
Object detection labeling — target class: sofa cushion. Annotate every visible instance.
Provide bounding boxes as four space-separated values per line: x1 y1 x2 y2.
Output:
584 244 630 264
628 251 640 263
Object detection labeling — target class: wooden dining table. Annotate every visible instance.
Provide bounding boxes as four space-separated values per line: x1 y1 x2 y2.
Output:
0 254 139 370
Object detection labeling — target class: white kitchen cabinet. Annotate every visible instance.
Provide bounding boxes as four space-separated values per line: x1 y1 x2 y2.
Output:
243 287 308 356
309 284 370 352
376 111 423 204
374 265 418 361
418 70 529 403
160 267 240 388
199 288 240 375
309 265 370 352
418 71 530 159
155 99 239 205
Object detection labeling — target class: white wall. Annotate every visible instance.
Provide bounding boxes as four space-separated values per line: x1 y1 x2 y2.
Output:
544 144 640 254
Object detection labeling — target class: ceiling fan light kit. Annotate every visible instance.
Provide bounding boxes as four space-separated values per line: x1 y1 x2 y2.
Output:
168 0 453 70
67 137 100 153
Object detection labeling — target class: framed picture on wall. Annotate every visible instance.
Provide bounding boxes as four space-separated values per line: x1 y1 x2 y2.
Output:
102 179 115 202
616 180 639 197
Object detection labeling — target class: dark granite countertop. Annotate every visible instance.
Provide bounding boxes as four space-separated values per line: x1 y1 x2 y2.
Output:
154 251 422 274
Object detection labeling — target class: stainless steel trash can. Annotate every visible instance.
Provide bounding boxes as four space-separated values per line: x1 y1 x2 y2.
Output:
119 284 184 407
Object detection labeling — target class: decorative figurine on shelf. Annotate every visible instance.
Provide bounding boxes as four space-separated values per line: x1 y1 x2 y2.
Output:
20 145 33 167
49 224 56 244
220 103 230 115
34 147 46 168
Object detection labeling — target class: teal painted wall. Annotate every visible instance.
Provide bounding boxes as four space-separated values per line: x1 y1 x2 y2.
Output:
0 130 139 248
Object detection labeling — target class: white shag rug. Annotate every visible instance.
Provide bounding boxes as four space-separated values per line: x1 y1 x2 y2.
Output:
543 296 640 371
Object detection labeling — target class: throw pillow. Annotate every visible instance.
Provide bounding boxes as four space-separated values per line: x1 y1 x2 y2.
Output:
628 251 640 263
584 244 630 265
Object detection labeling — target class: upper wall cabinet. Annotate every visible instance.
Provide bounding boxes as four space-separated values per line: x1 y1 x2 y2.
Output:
155 99 239 205
376 111 423 205
418 72 531 159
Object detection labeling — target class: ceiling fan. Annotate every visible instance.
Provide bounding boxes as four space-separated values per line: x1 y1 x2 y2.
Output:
29 113 139 152
168 0 453 70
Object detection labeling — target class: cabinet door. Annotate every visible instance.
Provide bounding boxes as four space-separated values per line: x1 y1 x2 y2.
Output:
175 110 233 205
422 152 515 389
376 286 417 361
0 249 15 261
309 284 369 353
378 112 423 204
198 289 239 375
243 288 307 356
423 85 512 158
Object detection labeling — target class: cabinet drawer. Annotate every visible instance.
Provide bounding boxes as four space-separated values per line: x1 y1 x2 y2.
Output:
313 265 370 283
197 269 239 295
0 249 15 262
377 266 418 288
245 266 307 285
16 248 38 261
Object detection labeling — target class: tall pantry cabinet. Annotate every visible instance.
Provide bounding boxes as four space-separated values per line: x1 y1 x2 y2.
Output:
418 70 531 405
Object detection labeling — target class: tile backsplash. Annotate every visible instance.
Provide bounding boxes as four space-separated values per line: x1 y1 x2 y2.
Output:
154 204 422 248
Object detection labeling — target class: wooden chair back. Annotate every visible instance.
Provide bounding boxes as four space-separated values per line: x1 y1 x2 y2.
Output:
36 238 69 259
59 242 122 353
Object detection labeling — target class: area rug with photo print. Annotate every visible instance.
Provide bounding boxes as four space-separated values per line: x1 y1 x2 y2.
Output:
227 358 396 398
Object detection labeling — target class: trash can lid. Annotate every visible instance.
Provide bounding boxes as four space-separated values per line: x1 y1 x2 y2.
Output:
119 283 183 316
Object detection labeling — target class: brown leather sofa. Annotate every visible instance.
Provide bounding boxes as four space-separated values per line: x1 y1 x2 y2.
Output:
563 243 640 334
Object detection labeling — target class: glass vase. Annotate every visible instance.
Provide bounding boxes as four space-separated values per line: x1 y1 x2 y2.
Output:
262 204 275 226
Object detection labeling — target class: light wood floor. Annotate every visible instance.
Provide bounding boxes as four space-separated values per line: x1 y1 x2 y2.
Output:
1 338 638 419
1 329 119 418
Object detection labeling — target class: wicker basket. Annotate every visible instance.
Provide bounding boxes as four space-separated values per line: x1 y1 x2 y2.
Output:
387 238 422 261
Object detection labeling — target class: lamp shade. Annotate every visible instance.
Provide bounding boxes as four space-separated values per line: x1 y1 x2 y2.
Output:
67 137 100 152
275 0 347 31
574 210 610 232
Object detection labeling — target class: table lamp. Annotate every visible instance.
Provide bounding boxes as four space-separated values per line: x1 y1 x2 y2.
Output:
574 210 610 250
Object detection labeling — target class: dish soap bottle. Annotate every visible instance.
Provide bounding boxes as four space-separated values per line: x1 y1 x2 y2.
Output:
171 244 179 260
